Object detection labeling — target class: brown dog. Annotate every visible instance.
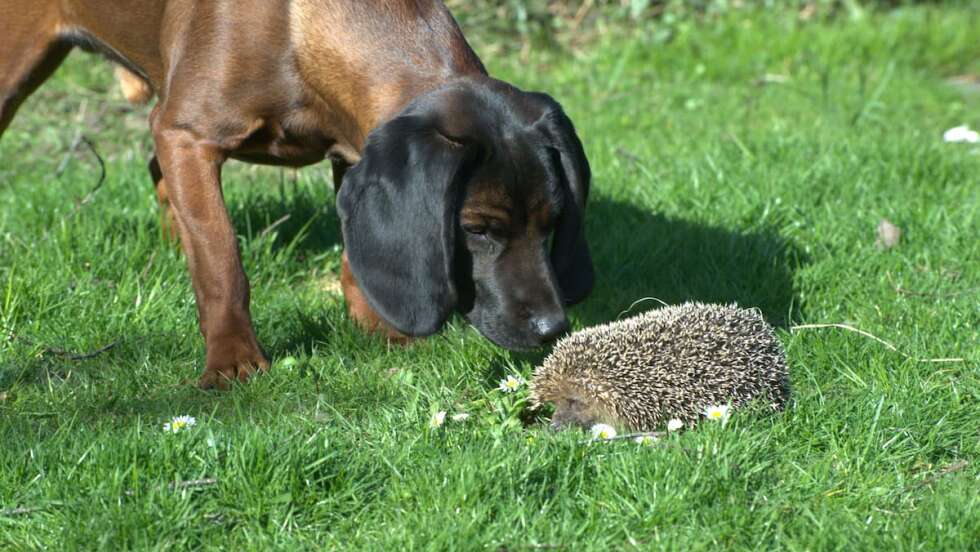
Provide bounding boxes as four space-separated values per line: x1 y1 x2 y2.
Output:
0 0 594 388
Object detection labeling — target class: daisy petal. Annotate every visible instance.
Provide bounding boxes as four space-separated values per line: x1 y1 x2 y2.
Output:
703 405 731 422
430 411 447 429
497 375 526 393
590 423 617 440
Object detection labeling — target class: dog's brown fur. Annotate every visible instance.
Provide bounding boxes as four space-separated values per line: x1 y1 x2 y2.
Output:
0 1 591 389
114 64 152 104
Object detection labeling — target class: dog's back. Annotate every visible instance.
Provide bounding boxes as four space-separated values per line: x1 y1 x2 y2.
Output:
3 1 490 142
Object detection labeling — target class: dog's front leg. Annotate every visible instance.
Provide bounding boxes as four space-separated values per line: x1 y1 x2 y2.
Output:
152 126 269 389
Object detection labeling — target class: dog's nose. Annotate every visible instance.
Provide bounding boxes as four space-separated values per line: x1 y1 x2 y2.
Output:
532 314 570 343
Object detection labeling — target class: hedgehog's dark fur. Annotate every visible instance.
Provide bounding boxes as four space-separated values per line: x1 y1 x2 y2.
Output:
530 302 789 431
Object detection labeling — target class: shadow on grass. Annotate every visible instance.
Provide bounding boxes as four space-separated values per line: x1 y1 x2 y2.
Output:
225 178 342 261
575 196 804 329
226 187 804 361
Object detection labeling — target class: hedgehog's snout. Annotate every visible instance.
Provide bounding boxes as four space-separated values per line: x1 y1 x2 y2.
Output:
549 397 600 431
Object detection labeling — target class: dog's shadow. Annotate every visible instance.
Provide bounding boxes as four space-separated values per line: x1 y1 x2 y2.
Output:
221 161 803 331
574 197 803 329
230 184 805 361
240 185 803 320
171 179 808 366
234 184 805 381
224 171 343 260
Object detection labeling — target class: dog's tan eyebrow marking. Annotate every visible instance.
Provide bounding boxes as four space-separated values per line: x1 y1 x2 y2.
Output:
460 207 511 222
461 181 513 224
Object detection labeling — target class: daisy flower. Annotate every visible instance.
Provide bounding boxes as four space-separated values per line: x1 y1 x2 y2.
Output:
943 125 979 143
634 434 657 446
703 405 731 422
590 423 617 440
163 415 197 433
667 418 684 432
429 410 447 429
451 413 471 422
498 375 526 393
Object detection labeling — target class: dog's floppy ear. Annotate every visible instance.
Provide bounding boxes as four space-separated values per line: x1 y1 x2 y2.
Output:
531 95 595 305
337 113 474 336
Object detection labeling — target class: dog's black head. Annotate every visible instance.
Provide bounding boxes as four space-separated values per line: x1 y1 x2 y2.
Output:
337 77 593 350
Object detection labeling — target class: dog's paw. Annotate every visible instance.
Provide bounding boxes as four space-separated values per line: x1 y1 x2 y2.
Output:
199 340 270 390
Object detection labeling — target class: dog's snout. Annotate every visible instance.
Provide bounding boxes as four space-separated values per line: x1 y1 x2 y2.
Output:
531 314 570 343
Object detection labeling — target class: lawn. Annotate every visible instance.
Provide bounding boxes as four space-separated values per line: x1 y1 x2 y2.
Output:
1 4 978 550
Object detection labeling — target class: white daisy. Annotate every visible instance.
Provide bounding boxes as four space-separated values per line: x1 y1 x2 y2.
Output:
634 434 657 446
163 415 197 433
590 423 617 440
703 405 731 422
943 125 979 143
498 375 526 393
667 418 684 432
429 411 447 429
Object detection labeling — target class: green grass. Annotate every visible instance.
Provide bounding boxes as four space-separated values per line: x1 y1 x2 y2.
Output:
2 5 978 550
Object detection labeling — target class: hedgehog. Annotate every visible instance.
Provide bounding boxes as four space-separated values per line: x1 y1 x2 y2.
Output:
530 302 789 431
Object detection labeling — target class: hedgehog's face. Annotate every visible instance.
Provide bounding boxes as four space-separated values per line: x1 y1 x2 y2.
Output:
549 397 602 430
